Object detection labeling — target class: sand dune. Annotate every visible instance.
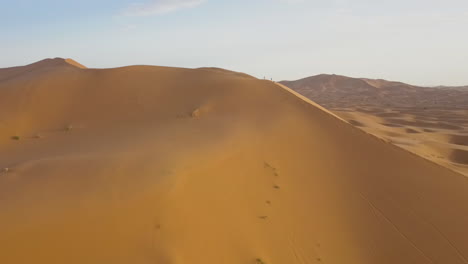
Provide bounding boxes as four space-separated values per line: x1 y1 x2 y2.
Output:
2 59 468 264
280 74 468 108
65 58 87 69
280 75 468 176
333 109 468 176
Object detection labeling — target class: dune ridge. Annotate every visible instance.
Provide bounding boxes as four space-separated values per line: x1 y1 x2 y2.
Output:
280 74 468 108
1 60 468 264
65 58 87 69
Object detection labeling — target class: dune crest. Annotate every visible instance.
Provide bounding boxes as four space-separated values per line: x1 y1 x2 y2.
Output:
1 60 468 264
280 74 468 108
65 58 86 69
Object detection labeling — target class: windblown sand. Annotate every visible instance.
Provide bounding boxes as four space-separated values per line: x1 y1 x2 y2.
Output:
1 59 468 264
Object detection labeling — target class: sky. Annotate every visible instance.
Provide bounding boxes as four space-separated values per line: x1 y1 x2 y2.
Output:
1 0 468 86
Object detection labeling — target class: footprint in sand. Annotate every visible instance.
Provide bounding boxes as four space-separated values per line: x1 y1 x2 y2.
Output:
263 162 279 177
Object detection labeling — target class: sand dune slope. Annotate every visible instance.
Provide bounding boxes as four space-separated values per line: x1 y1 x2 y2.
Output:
1 59 468 264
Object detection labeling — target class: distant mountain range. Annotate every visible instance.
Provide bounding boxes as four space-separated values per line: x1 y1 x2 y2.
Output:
280 74 468 109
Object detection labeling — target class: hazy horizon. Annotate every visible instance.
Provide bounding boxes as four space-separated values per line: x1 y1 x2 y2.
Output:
2 0 468 86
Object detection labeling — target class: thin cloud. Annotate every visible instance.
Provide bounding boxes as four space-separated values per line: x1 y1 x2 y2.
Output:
123 0 206 17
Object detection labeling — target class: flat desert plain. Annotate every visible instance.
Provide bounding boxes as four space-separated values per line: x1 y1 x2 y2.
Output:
281 74 468 176
1 59 468 264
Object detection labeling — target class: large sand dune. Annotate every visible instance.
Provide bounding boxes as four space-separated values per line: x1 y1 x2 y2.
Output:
280 74 468 109
1 59 468 264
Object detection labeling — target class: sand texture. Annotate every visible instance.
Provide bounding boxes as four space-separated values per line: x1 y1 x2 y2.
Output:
281 74 468 176
1 60 468 264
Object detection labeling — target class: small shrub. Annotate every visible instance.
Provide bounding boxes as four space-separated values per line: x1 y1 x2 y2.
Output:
256 258 266 264
11 136 20 140
65 125 73 131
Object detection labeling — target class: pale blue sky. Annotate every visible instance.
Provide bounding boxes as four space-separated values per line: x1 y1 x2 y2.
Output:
1 0 468 85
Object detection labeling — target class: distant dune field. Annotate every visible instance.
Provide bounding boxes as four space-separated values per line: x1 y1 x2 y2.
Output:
1 59 468 264
281 74 468 176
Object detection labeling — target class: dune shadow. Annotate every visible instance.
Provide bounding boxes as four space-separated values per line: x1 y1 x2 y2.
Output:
450 149 468 165
348 120 365 127
450 135 468 146
405 128 420 134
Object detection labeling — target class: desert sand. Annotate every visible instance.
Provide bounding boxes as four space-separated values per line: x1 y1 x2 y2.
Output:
334 107 468 176
281 74 468 176
1 59 468 264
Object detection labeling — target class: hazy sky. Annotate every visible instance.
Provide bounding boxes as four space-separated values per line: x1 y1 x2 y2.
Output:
1 0 468 85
